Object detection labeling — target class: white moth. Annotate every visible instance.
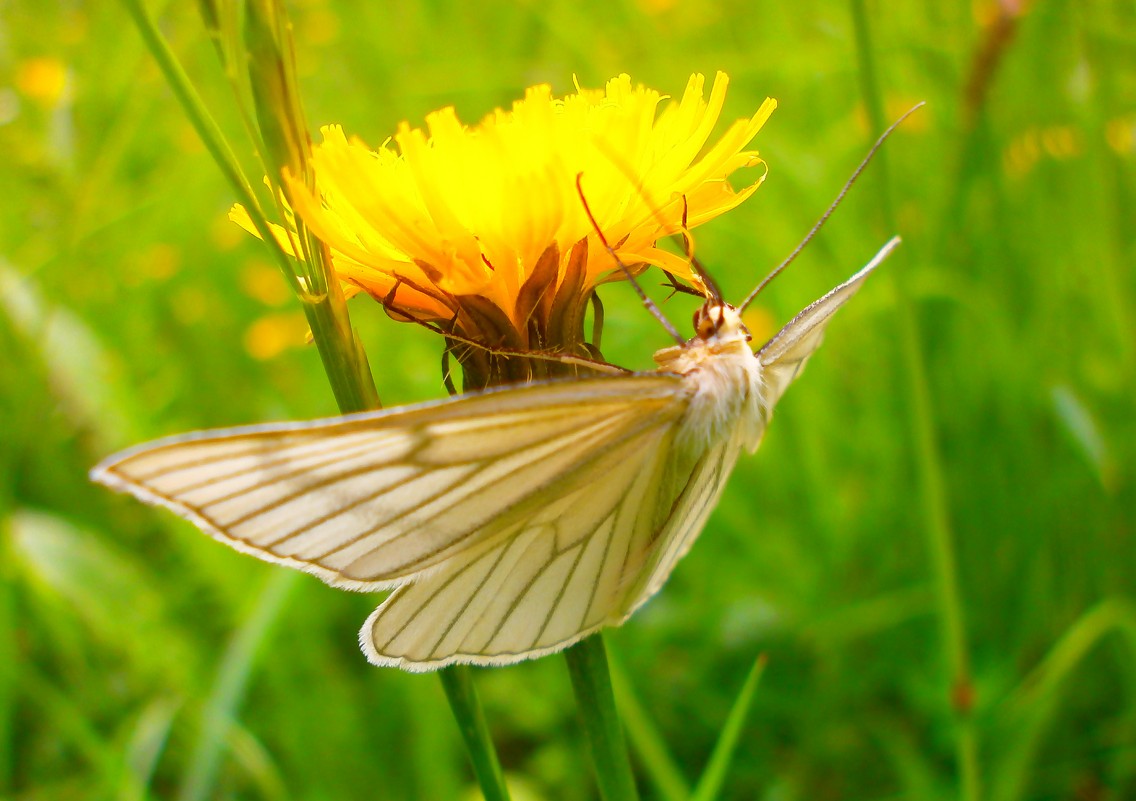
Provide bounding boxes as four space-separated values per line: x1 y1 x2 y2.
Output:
91 237 899 672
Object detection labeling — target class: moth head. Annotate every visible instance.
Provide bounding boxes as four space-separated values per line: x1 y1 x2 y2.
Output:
693 302 751 343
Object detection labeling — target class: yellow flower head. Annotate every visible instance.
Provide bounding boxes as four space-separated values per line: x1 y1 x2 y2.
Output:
234 72 775 381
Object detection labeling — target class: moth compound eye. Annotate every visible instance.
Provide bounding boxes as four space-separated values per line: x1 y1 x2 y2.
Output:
694 305 719 338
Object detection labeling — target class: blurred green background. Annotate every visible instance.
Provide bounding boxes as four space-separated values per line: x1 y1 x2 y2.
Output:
2 0 1134 799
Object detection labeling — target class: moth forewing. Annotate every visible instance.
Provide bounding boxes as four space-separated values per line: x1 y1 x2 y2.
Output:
756 236 899 414
90 376 689 593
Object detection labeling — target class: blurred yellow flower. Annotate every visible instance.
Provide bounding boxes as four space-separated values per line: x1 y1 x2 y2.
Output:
244 311 310 360
233 72 774 374
15 57 69 106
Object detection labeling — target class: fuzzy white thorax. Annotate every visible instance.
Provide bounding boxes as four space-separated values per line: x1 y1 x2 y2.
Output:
653 303 767 452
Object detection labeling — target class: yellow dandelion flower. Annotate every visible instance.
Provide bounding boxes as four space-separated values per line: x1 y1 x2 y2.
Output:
233 72 775 383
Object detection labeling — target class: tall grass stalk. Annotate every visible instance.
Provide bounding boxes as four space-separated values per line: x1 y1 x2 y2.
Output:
118 0 300 297
117 3 510 799
847 2 981 800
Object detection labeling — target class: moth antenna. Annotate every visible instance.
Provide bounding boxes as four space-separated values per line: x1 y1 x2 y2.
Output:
576 173 686 345
739 101 925 311
590 143 722 301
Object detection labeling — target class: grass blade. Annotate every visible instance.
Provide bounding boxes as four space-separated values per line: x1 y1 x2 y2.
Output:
177 570 296 801
609 649 690 801
691 655 767 801
992 599 1136 801
847 1 981 798
120 697 180 801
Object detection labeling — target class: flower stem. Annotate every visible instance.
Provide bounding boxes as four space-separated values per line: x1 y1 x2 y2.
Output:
118 0 301 296
300 250 508 801
565 635 640 801
298 277 379 414
119 6 509 800
438 667 512 801
847 2 981 800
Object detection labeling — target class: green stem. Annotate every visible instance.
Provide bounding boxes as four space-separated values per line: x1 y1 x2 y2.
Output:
438 668 511 801
565 635 640 801
847 3 980 800
118 0 301 296
299 280 379 415
120 6 507 800
122 0 378 414
301 273 513 801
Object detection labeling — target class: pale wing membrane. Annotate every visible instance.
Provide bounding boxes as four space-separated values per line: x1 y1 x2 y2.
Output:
363 424 756 671
92 376 688 591
363 417 688 670
757 241 892 411
625 438 743 615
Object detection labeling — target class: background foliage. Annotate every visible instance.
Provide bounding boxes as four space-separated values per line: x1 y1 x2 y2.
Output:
2 1 1134 799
